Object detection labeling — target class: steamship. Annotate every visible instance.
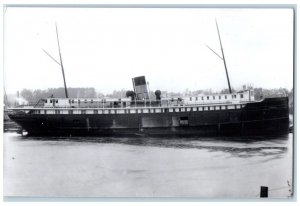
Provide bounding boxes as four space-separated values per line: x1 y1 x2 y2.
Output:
7 23 290 137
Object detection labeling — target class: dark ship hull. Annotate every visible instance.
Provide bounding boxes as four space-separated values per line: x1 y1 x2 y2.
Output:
8 97 289 137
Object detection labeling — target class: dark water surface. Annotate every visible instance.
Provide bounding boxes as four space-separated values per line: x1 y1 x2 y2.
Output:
3 132 293 198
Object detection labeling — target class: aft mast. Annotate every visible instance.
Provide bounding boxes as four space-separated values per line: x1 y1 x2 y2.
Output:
215 20 232 94
55 24 69 98
42 24 69 98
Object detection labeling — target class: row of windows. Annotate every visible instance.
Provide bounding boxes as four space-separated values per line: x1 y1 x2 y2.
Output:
46 94 245 104
69 99 100 104
190 94 243 101
33 105 244 114
46 99 59 104
46 99 121 104
46 99 99 104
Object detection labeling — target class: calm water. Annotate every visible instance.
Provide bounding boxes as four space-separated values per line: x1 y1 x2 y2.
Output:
3 132 293 198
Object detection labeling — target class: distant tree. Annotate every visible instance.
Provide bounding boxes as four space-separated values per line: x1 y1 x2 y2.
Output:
106 89 127 98
20 89 34 101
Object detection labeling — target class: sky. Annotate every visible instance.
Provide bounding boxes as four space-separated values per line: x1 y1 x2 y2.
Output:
3 7 294 95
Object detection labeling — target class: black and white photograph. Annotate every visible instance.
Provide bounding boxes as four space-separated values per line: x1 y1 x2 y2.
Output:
2 3 295 200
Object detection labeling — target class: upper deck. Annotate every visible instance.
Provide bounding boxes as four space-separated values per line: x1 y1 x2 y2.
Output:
8 89 257 114
38 89 254 108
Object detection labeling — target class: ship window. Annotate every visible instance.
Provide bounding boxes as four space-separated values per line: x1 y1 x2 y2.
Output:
45 100 47 103
207 96 209 100
225 95 227 99
44 110 47 114
55 110 60 114
187 108 191 112
94 110 98 114
201 97 204 100
78 99 81 103
213 96 215 100
193 107 197 111
81 110 86 114
50 100 52 103
190 97 192 101
91 99 94 103
56 100 58 103
155 109 161 113
169 108 173 112
179 116 189 126
117 109 125 114
196 97 198 101
219 96 221 99
72 100 74 103
228 105 235 109
84 99 87 103
68 110 73 114
240 94 244 98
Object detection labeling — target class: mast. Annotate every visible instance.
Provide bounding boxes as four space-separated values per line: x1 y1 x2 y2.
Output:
215 20 232 94
55 24 69 98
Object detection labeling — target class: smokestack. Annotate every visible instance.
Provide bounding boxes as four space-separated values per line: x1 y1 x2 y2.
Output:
132 76 149 100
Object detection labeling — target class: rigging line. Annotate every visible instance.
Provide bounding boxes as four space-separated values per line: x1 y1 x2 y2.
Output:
205 44 223 60
42 49 61 66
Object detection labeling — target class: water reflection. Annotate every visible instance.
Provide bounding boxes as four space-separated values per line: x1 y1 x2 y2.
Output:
19 133 291 159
